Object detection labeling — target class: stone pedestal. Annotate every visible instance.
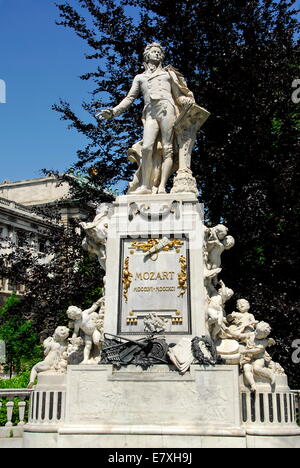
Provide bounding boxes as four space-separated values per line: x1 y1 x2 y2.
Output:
105 194 207 341
57 364 246 448
239 374 300 448
23 373 66 449
22 366 300 448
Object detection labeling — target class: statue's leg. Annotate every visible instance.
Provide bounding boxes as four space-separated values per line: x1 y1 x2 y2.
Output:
253 360 276 385
243 363 257 392
138 115 159 194
28 366 38 388
82 336 93 364
158 104 176 193
28 362 51 388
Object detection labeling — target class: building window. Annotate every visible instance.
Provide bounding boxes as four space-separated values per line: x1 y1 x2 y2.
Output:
16 230 27 248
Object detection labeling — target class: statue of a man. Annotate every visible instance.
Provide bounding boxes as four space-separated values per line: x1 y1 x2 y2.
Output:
97 43 195 194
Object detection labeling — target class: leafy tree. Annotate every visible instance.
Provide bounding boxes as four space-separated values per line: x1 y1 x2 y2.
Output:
52 0 300 386
0 215 104 342
0 295 42 377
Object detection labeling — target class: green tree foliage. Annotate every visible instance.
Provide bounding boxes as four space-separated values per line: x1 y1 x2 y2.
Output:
53 0 300 386
0 295 42 377
0 218 104 341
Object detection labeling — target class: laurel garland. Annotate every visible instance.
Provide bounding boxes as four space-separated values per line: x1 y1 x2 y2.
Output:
191 336 219 366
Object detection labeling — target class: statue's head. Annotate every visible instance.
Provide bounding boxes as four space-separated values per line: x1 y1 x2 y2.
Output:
224 287 234 301
143 42 165 65
67 306 82 320
54 326 70 342
215 224 228 240
237 299 250 313
256 321 271 339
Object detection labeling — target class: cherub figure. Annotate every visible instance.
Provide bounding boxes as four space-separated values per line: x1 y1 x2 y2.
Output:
204 267 222 297
80 203 113 271
205 224 235 271
66 336 85 365
207 280 234 341
67 298 105 365
28 326 70 388
203 225 235 297
239 321 276 392
225 299 258 339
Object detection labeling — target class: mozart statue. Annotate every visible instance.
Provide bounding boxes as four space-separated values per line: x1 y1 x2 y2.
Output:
97 43 210 195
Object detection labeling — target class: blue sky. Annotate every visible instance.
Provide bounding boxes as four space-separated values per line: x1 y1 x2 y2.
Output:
0 0 96 182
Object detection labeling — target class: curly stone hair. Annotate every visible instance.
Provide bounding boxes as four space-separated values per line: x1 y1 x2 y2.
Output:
143 42 165 64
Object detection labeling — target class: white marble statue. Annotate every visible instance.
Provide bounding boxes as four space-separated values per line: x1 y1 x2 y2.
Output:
66 336 84 365
67 298 105 365
80 203 113 271
207 280 234 341
205 225 235 270
204 266 222 297
97 42 209 195
28 326 70 388
265 352 286 376
224 299 258 339
239 321 276 392
203 224 235 299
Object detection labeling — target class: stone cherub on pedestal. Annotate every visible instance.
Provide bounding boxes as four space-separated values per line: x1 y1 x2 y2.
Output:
202 222 285 392
205 224 235 271
204 224 235 297
207 280 234 341
217 299 283 392
238 321 276 392
225 299 258 338
28 326 70 388
80 203 113 271
67 298 105 365
97 42 209 195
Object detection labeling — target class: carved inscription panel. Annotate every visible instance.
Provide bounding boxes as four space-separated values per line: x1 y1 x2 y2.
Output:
118 236 191 335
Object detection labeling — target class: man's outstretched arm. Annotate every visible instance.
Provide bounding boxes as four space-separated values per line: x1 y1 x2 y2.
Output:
96 76 140 120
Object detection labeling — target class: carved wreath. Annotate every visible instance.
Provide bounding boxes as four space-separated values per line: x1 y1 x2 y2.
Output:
191 336 219 366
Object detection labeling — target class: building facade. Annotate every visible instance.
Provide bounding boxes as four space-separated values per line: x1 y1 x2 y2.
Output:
0 176 92 305
0 176 91 227
0 197 60 304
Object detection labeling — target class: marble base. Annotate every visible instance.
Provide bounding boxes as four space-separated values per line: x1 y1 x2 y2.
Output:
57 432 247 449
22 365 300 448
57 363 245 448
0 438 23 449
63 364 241 428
